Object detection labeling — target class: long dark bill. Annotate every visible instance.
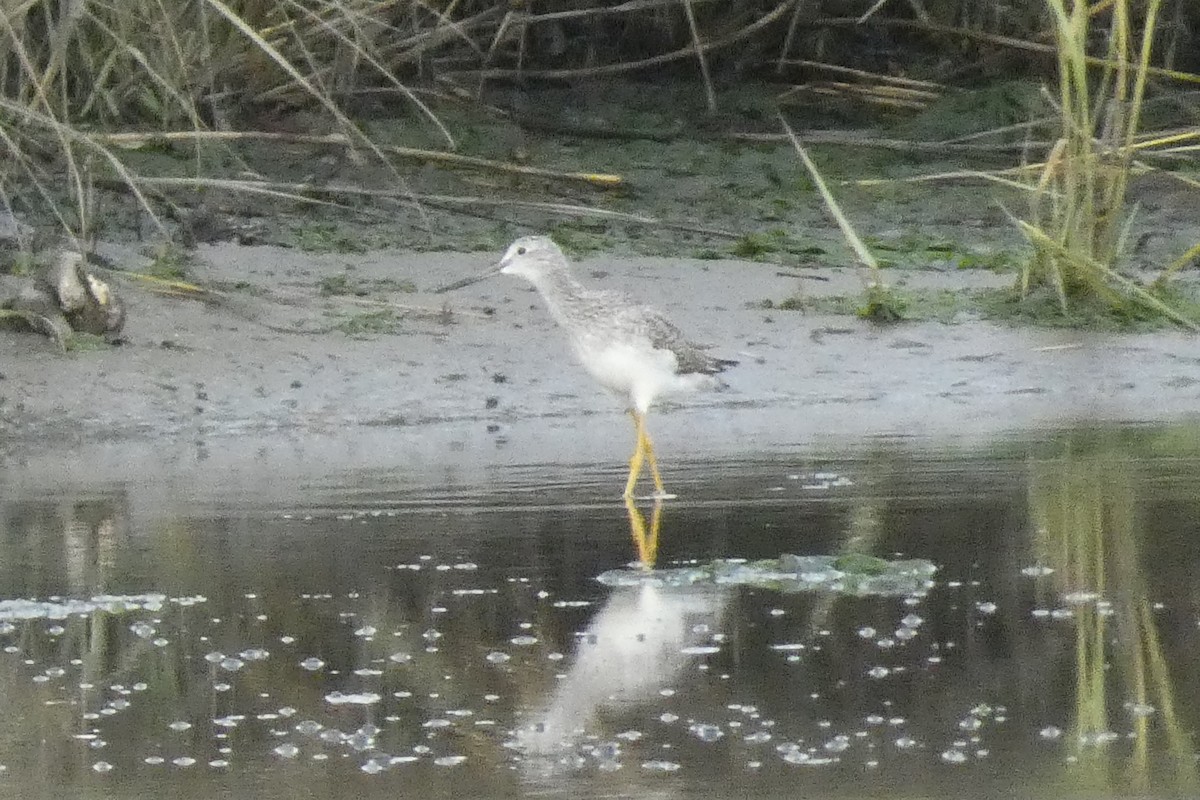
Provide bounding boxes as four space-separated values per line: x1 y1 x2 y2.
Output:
432 266 502 294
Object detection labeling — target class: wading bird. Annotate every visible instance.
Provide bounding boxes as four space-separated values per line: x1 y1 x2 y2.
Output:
441 236 736 498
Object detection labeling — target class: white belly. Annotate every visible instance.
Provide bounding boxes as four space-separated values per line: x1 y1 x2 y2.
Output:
572 339 712 413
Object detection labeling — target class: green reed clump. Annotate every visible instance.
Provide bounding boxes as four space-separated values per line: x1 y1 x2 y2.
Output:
1015 0 1194 328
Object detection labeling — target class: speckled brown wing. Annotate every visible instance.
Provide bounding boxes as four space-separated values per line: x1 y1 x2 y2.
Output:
635 306 737 376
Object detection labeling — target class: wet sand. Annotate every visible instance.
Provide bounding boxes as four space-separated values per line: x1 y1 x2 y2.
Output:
3 241 1198 501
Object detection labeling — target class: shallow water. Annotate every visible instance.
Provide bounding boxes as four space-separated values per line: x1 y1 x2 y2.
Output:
2 425 1200 799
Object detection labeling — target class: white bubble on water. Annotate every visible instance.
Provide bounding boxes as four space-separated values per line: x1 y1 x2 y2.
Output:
824 736 850 753
273 743 300 759
1126 702 1156 718
129 622 156 639
780 748 809 765
325 692 381 706
941 749 967 764
688 723 724 742
680 645 720 655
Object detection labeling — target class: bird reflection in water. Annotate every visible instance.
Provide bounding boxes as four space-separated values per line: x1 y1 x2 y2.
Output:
514 498 730 775
625 496 662 568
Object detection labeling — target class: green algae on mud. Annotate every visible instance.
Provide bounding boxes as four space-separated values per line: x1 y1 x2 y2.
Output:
767 282 1200 331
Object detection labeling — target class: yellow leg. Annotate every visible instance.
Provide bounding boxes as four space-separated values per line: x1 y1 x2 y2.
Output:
624 495 663 568
641 426 666 497
624 411 667 498
623 411 647 498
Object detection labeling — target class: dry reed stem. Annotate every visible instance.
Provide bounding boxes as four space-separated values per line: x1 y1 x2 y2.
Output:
940 120 1053 145
776 0 806 73
262 0 457 148
785 82 934 110
459 0 793 80
116 272 210 297
517 0 722 24
681 0 717 114
776 59 945 91
816 16 1200 85
733 129 1045 153
200 0 430 230
104 175 737 239
370 6 501 64
779 117 880 276
0 96 164 234
95 130 622 188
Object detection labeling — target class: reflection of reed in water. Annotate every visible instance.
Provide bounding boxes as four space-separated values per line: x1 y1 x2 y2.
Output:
0 497 124 595
1029 443 1197 793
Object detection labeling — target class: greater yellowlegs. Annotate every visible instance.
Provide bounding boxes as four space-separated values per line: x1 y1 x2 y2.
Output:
441 235 736 498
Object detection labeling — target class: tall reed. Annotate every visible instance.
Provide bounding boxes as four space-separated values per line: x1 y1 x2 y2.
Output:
1016 0 1183 322
0 0 444 245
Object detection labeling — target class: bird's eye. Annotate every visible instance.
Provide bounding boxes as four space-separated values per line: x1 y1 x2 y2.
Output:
516 246 527 255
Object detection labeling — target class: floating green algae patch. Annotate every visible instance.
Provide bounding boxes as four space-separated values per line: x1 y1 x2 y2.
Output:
597 554 936 596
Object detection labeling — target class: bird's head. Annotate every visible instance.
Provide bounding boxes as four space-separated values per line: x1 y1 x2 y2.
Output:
498 236 566 283
431 235 568 294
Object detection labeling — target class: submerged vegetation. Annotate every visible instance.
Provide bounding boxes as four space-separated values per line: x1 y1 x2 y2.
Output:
0 0 1197 328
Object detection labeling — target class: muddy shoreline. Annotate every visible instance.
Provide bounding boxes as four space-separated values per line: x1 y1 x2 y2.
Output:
3 238 1199 502
3 84 1199 485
